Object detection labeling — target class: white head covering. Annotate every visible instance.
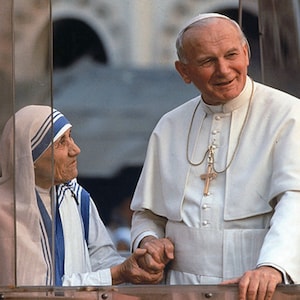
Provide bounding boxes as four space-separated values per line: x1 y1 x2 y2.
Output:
177 13 231 37
0 105 71 286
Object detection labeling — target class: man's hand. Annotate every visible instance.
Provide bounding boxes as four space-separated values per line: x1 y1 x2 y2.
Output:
221 266 282 300
138 236 174 274
111 248 164 285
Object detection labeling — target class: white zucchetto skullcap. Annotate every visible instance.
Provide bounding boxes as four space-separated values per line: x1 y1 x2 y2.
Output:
177 13 232 38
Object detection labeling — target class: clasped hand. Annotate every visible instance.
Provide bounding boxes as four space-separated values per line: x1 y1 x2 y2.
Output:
113 237 174 285
137 236 174 275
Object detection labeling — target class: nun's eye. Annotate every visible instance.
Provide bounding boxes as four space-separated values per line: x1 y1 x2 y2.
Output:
55 136 68 149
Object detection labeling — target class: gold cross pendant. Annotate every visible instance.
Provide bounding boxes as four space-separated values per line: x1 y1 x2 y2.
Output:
200 146 217 196
200 163 217 196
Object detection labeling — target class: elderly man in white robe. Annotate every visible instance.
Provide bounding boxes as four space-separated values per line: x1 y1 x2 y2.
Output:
0 105 163 287
130 13 300 300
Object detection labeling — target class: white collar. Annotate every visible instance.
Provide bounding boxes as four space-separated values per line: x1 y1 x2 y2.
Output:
201 76 253 114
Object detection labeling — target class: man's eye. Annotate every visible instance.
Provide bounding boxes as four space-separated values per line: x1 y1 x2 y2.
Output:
198 59 214 67
226 52 238 59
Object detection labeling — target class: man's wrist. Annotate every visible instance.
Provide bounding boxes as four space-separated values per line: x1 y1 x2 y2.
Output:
256 264 293 284
111 264 124 285
139 235 157 248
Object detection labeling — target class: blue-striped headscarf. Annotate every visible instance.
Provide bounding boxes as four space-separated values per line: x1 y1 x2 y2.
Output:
31 108 71 162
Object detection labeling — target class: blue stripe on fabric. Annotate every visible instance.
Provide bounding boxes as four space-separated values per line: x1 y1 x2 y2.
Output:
31 110 70 162
55 196 65 286
36 190 53 252
31 110 60 149
80 188 90 242
36 190 53 285
39 222 53 285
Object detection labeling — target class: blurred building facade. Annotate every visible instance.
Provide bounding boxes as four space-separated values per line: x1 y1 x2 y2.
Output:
11 0 259 75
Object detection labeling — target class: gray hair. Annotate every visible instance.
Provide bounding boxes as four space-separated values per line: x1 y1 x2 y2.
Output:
175 13 250 63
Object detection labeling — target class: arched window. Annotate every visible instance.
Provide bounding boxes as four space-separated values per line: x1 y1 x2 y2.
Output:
53 18 108 69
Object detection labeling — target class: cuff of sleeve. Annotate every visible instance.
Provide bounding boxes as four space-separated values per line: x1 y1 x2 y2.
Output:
98 268 113 286
256 263 293 284
132 230 159 250
62 268 112 286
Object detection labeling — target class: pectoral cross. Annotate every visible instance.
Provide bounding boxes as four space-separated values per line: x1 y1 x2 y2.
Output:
200 146 217 196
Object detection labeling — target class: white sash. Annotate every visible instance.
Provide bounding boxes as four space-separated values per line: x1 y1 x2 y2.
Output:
59 189 91 275
166 221 268 280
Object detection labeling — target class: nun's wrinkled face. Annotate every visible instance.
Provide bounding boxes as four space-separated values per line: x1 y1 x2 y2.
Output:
34 128 81 189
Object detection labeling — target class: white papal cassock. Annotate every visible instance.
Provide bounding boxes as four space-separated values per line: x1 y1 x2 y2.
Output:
131 76 300 284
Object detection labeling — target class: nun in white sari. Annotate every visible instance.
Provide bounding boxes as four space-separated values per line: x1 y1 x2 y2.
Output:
0 105 162 287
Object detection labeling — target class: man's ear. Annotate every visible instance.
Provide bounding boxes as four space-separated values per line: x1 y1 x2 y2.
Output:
243 42 250 67
175 60 192 84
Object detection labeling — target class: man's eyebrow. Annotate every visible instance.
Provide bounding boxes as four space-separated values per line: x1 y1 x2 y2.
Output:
226 47 240 53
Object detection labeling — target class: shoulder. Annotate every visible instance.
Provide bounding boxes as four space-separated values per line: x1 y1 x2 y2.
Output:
163 95 201 118
254 81 300 105
253 81 300 116
153 96 201 132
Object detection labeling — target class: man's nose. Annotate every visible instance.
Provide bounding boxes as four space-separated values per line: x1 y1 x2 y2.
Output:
216 58 230 74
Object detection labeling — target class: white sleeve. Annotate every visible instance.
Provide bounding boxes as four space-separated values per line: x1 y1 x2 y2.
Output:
257 191 300 283
88 199 125 270
62 268 112 286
